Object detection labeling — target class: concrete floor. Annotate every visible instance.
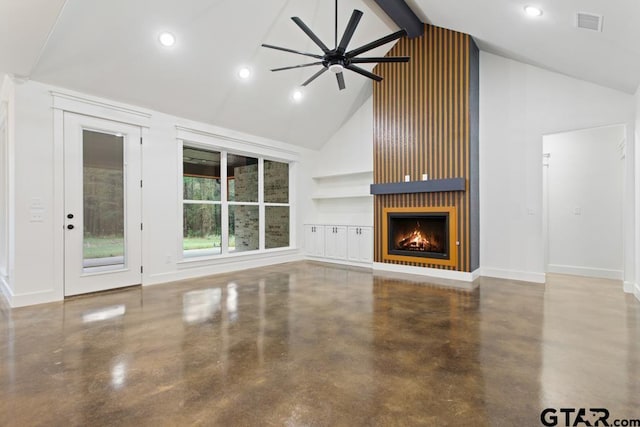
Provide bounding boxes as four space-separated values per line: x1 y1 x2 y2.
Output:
0 261 638 426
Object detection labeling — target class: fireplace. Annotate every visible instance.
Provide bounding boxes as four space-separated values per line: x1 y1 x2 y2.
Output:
382 207 458 267
388 213 449 259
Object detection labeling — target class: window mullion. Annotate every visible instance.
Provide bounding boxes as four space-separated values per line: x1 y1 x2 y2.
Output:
221 151 229 254
259 158 265 251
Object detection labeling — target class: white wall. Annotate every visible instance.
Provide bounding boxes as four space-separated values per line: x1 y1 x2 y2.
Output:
635 87 640 301
307 96 374 227
312 96 373 177
543 125 625 279
5 79 315 307
480 52 635 283
0 75 15 303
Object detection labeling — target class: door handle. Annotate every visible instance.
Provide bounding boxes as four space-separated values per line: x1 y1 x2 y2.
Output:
67 224 75 230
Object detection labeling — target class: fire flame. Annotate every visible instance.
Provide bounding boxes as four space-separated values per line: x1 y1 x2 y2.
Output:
396 223 442 252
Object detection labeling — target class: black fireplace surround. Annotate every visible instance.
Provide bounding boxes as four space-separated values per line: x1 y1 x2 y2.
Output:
387 212 449 259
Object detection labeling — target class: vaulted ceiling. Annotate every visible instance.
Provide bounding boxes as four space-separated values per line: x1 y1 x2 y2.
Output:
1 0 639 149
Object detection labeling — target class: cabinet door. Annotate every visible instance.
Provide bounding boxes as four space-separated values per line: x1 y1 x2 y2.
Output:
348 227 373 262
314 225 325 257
358 227 373 262
304 225 316 256
334 226 348 259
347 227 360 261
305 225 325 257
324 226 347 259
324 227 336 258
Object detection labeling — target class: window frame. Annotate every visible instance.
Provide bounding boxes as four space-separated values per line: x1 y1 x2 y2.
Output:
178 139 293 261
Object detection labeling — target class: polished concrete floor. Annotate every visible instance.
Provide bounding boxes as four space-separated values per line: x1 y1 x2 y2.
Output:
1 261 639 426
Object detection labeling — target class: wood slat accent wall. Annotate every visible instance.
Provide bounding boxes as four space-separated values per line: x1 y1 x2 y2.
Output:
373 24 479 272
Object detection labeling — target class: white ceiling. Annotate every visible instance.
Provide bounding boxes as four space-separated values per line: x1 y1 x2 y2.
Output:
0 0 67 77
1 0 639 149
14 0 398 150
408 0 640 94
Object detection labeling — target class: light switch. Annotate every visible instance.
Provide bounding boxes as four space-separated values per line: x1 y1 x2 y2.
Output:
30 198 45 222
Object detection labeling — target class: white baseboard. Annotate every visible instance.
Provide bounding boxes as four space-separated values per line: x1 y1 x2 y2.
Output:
635 283 640 302
305 256 373 269
146 251 304 286
624 281 635 293
373 262 478 282
481 267 546 284
1 284 62 308
547 264 623 280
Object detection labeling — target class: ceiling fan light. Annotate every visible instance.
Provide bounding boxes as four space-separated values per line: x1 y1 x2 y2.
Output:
329 64 344 74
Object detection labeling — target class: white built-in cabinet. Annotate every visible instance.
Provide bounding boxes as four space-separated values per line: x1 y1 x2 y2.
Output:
347 226 373 263
304 225 325 257
304 224 372 265
324 226 348 259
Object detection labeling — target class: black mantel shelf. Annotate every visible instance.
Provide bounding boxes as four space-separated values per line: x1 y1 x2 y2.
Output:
370 178 466 195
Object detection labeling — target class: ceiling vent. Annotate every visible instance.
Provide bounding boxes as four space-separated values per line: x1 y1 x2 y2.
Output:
576 12 603 32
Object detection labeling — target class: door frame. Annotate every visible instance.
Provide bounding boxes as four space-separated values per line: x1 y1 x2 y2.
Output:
63 113 143 296
541 123 627 280
52 92 151 300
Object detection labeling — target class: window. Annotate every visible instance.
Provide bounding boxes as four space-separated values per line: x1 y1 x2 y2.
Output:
181 146 291 258
182 147 222 256
227 154 259 253
264 160 290 249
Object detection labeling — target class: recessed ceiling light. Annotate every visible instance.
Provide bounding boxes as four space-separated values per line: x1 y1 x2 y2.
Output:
524 6 543 17
238 67 251 80
158 32 176 47
291 89 304 103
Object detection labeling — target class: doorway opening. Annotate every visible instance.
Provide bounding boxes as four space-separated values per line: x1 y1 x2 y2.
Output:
542 124 626 280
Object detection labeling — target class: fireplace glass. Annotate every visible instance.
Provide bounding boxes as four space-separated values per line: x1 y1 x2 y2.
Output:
387 213 449 259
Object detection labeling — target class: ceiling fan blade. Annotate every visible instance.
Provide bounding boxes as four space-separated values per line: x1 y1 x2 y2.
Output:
336 72 346 90
271 62 324 72
346 65 383 82
291 17 330 53
302 67 328 86
350 56 410 64
261 44 323 59
337 10 363 53
346 29 407 58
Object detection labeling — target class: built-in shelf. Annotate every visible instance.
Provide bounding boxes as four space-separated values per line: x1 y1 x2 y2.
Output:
370 178 465 195
312 170 373 180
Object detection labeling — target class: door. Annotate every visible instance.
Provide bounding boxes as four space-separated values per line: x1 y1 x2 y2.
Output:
64 113 142 296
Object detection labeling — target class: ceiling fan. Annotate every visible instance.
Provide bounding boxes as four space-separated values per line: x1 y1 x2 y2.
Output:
261 0 409 91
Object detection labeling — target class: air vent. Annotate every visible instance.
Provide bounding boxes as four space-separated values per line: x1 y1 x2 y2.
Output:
576 12 603 32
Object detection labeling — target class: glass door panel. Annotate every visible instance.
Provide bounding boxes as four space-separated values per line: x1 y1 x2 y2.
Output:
82 130 125 270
